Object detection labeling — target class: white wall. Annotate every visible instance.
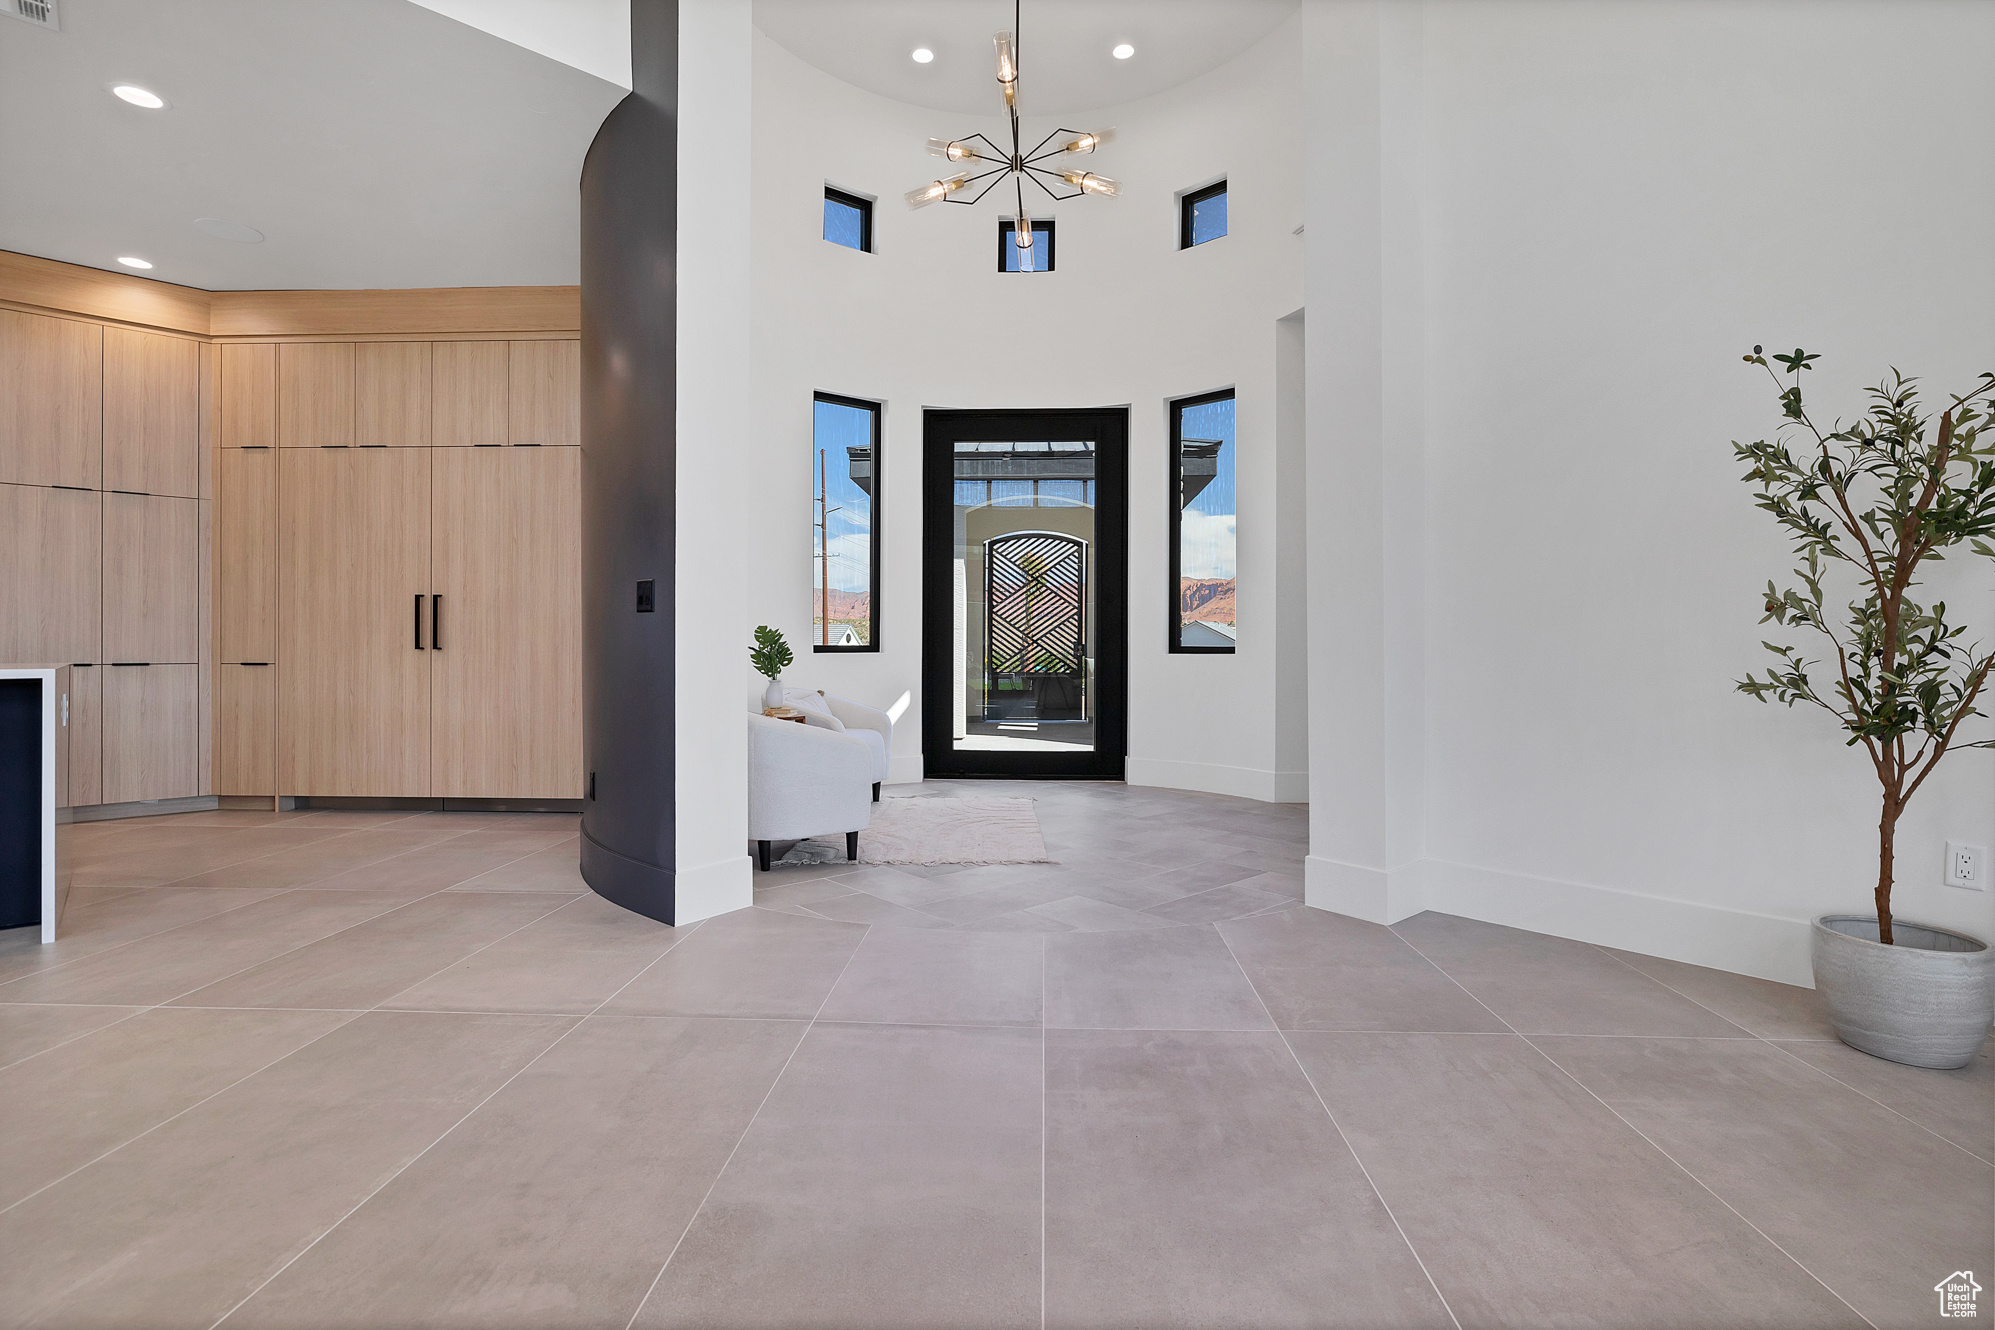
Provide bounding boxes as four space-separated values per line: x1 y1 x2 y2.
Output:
675 0 755 922
744 18 1306 800
1306 0 1995 984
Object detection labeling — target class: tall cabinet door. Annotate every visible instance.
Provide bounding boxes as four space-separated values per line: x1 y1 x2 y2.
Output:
277 448 431 796
431 446 581 798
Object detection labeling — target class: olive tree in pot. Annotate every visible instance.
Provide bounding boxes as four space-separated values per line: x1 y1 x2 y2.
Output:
1737 348 1995 1068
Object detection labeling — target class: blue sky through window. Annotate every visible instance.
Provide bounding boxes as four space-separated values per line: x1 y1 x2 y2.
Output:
1189 188 1227 246
1001 220 1052 272
813 399 874 611
824 194 866 250
1179 395 1236 586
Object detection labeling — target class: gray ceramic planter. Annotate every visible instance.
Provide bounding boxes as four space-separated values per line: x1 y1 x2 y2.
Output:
1811 916 1994 1069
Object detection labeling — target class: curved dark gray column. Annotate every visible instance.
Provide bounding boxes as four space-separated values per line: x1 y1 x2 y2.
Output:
578 0 680 922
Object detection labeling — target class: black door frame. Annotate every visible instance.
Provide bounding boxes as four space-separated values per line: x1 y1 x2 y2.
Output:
922 407 1128 779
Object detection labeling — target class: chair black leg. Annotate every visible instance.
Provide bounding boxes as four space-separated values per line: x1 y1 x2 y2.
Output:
872 782 880 803
846 830 859 861
757 840 771 873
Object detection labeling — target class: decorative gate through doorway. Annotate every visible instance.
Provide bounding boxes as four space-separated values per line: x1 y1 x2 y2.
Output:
984 531 1087 721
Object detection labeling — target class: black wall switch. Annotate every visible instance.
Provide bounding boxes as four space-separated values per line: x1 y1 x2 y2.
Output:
635 580 655 613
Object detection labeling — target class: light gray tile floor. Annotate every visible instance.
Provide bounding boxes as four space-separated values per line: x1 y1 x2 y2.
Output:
0 793 1984 1328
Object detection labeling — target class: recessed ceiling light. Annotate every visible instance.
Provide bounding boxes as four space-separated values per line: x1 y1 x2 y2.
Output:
193 217 264 243
117 257 153 269
1112 43 1134 60
911 47 934 64
112 85 166 109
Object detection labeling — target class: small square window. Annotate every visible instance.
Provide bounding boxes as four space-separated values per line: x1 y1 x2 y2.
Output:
998 218 1055 272
1180 181 1227 249
824 187 872 252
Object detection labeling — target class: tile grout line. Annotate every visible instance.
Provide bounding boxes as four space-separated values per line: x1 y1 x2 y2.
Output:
1386 927 1879 1330
46 834 581 1016
353 888 599 1013
1040 929 1048 1330
1210 925 1465 1330
204 913 709 1330
0 1006 156 1074
0 1007 373 1219
621 922 876 1330
1 819 563 994
1585 943 1995 1169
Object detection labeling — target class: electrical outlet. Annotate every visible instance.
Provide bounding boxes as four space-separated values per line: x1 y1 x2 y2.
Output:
1945 842 1986 891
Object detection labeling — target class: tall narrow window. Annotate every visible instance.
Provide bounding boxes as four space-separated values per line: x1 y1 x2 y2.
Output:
1171 390 1236 652
824 187 872 252
1180 180 1227 248
813 393 879 650
998 218 1055 272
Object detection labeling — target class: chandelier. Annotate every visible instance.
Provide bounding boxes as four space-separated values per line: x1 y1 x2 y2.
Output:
904 0 1119 267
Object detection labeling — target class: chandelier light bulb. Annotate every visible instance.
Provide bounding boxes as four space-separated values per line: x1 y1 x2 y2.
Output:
1015 213 1034 248
905 174 969 209
993 31 1018 105
1063 129 1114 155
927 137 979 163
1064 171 1120 197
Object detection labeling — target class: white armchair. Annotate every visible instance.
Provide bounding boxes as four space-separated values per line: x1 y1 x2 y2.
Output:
782 689 894 802
747 713 873 872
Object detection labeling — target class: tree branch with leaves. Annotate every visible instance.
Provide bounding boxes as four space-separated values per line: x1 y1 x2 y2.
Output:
1735 348 1995 944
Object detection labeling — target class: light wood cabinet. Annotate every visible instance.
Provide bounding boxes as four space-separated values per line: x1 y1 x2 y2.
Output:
216 447 277 662
68 665 101 807
0 483 101 664
214 663 274 795
431 446 582 798
104 328 199 497
277 447 431 797
0 310 101 489
220 344 279 449
103 493 200 664
509 341 581 447
433 341 508 447
279 343 354 448
357 341 432 448
102 663 198 803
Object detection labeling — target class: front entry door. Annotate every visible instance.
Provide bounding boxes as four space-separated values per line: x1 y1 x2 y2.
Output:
922 408 1127 778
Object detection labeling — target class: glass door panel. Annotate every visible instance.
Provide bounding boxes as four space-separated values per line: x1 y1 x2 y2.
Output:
924 410 1126 779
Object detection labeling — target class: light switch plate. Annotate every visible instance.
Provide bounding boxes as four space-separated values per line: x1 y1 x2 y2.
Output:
1945 842 1986 891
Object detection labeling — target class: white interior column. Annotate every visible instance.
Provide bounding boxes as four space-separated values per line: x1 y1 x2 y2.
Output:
673 0 754 921
1302 0 1428 925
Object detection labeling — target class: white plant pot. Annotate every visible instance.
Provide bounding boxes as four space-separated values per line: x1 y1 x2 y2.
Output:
1811 915 1994 1069
763 676 784 710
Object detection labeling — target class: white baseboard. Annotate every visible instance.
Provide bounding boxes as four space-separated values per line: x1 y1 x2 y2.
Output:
672 852 753 925
1304 855 1427 924
1126 757 1306 804
1417 858 1814 988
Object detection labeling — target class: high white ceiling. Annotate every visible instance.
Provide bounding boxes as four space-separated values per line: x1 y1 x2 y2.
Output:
0 1 1297 293
0 0 625 291
753 0 1298 117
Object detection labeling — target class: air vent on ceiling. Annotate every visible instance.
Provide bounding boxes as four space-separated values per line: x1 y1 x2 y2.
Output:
4 0 59 30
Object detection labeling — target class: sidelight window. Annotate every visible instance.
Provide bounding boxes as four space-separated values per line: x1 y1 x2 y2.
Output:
1179 180 1227 248
1170 390 1236 652
813 393 879 650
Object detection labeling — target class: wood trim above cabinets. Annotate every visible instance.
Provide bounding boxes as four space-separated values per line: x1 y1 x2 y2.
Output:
211 286 580 338
0 250 211 336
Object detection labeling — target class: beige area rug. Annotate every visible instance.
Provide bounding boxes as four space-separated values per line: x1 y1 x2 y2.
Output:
779 797 1055 867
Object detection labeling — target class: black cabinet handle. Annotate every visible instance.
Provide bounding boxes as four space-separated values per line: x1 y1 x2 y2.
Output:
431 595 441 650
415 594 424 650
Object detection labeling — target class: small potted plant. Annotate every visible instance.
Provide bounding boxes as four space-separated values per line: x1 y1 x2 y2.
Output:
1736 347 1995 1068
749 624 793 711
